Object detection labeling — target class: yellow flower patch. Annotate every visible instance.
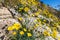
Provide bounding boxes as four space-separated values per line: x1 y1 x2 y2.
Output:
12 32 16 35
35 12 40 16
7 23 21 30
7 26 13 31
19 7 23 11
18 17 23 21
23 28 27 32
27 33 32 37
43 30 50 36
20 31 24 35
24 7 30 12
51 30 58 38
13 23 20 27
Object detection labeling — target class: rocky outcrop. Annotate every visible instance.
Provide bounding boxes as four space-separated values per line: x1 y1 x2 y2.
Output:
0 6 19 40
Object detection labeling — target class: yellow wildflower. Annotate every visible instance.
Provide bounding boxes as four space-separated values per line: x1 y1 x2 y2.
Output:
19 0 26 5
15 26 20 30
19 7 23 11
35 24 39 27
37 18 40 21
13 23 20 27
18 17 23 21
12 32 16 35
20 31 24 35
43 30 50 36
11 26 20 30
34 19 37 22
43 19 46 22
23 28 27 32
11 26 15 29
27 33 32 37
24 7 30 12
32 1 38 6
35 12 40 16
7 26 13 31
32 14 35 16
51 30 58 38
13 23 21 30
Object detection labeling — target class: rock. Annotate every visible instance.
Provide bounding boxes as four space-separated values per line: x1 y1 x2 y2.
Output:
0 7 12 19
0 6 19 40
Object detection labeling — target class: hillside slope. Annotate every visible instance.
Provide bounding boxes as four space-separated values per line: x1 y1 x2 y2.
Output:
0 0 60 40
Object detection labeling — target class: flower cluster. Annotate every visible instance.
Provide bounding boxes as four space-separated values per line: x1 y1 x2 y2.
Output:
7 23 35 40
7 23 21 30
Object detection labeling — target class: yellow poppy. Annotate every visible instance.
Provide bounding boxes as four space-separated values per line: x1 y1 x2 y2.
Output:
24 7 30 12
23 28 27 32
7 26 13 31
51 30 58 38
20 31 24 35
18 17 23 21
13 23 20 27
43 30 50 36
27 33 32 37
12 32 16 35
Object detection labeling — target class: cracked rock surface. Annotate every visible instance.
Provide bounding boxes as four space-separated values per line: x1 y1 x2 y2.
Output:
0 6 18 40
